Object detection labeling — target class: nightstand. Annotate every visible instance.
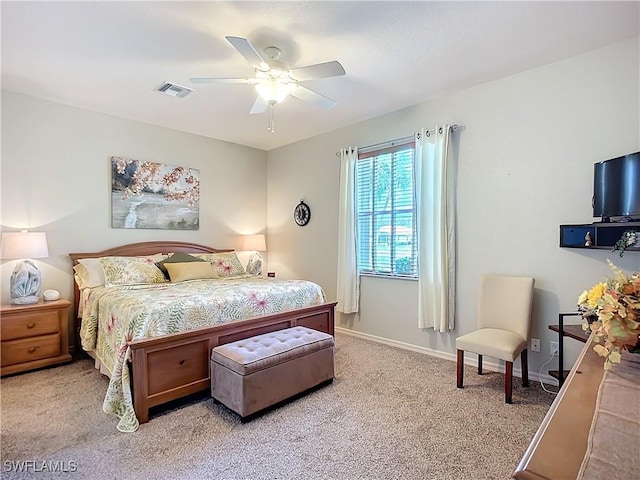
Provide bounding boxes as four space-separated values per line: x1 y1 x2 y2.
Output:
1 299 72 376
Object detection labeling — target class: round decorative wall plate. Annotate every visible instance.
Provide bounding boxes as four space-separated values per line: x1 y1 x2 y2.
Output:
294 200 311 226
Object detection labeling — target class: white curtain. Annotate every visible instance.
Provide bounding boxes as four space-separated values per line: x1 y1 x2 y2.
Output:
415 126 456 331
336 147 359 314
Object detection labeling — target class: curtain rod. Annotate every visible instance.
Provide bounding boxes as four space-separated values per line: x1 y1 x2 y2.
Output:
336 124 463 157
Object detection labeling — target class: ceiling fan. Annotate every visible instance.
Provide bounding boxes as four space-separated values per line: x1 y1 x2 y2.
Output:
190 36 346 133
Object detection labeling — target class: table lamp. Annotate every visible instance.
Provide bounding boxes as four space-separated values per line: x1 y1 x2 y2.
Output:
242 234 266 275
1 231 49 304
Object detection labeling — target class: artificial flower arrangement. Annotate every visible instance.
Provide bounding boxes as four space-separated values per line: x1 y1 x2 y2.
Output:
611 229 638 257
577 260 640 370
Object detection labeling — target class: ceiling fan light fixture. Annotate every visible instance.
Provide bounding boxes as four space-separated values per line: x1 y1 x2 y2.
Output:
190 36 344 132
255 80 295 104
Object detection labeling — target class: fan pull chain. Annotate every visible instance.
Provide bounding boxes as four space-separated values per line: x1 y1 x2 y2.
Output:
267 102 275 134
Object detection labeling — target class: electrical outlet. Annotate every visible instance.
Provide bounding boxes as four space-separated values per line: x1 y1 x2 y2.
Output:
550 341 559 356
531 338 540 352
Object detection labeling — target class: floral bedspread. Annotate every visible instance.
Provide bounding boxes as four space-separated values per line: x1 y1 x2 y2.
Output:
79 275 326 432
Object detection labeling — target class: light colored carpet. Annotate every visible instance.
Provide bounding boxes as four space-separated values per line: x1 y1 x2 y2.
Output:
1 333 553 480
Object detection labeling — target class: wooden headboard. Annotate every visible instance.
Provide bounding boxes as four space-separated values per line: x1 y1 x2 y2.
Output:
69 241 233 351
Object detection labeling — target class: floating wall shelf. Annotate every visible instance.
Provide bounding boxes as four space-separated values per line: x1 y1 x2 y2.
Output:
559 222 639 251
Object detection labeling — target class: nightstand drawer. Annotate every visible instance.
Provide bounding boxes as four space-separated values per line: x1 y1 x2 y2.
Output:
1 334 61 366
1 310 60 340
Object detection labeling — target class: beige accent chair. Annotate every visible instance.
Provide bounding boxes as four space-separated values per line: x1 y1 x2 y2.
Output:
456 274 535 403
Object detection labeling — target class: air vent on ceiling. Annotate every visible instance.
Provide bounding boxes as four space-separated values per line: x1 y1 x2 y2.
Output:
156 82 192 98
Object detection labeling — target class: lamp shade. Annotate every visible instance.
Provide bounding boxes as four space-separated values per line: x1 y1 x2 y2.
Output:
242 234 266 252
1 231 49 259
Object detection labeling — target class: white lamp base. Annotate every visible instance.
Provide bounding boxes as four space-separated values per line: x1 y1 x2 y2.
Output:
11 295 39 305
246 251 263 276
10 259 42 305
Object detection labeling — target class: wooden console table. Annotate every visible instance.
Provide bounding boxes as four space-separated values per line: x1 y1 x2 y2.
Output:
513 337 603 480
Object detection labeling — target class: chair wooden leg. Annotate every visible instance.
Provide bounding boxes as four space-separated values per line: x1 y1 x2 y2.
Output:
521 349 530 387
456 349 464 388
505 361 513 404
477 354 483 375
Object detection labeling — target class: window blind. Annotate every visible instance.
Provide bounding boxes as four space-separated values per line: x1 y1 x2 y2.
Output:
356 141 417 277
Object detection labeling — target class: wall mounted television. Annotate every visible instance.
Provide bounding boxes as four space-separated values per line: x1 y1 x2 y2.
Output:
592 151 640 222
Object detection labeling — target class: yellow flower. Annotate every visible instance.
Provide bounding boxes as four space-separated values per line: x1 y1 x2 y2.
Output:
587 283 606 309
578 262 640 370
577 290 588 305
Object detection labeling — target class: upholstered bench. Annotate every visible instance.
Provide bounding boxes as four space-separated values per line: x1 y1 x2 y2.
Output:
210 326 335 419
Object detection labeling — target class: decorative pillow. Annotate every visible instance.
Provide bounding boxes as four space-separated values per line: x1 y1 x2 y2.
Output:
99 256 167 287
165 262 218 282
141 253 170 263
194 252 246 278
156 252 206 279
75 254 167 288
235 251 251 271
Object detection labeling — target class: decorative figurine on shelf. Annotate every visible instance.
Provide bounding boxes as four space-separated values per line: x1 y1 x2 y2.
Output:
584 231 593 247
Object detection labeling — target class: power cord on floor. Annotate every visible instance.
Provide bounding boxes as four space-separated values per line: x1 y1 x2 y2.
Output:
538 354 559 395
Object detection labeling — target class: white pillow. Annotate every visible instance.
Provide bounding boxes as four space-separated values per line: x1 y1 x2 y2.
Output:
77 258 106 288
73 264 89 290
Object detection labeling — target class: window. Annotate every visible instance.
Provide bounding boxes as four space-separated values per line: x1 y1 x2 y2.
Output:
356 138 417 277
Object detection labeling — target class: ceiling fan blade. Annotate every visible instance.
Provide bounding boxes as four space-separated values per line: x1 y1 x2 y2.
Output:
189 77 251 84
290 86 337 110
226 36 268 70
289 61 346 82
250 95 268 114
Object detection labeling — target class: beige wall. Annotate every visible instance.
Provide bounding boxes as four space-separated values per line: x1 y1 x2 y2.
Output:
0 91 267 311
2 37 638 380
267 37 640 378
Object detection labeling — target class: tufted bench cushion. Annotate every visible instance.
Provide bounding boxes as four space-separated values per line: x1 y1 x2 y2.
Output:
211 326 334 418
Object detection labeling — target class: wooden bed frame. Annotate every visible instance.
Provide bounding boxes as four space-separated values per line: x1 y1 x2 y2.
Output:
69 241 336 424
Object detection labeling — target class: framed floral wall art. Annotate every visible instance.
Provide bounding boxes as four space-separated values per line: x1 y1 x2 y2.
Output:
111 157 200 230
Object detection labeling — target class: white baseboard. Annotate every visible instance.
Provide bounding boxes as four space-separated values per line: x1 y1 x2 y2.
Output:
334 326 560 387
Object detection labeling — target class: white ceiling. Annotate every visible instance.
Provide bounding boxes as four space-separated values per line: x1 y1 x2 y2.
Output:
2 1 638 151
